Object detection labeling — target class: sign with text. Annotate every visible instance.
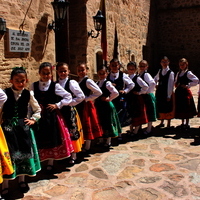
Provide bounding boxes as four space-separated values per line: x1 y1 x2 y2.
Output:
8 29 31 52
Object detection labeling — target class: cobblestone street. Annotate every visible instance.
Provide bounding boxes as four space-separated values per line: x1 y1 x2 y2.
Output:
8 86 200 200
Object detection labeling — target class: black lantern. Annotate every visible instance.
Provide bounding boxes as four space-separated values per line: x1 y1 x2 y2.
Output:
88 10 104 38
0 18 6 35
48 0 69 31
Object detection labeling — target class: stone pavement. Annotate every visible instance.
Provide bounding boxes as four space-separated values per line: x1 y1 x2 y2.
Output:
7 86 200 200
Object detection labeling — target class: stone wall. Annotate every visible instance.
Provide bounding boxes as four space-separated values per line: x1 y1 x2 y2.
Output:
155 0 200 77
68 0 151 78
87 0 151 72
3 0 200 85
0 0 55 88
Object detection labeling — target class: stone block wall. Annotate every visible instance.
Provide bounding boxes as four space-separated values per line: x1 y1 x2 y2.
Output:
156 0 200 77
0 0 55 88
69 0 151 77
87 0 151 71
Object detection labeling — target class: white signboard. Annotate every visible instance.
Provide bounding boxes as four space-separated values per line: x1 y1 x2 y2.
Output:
8 29 31 52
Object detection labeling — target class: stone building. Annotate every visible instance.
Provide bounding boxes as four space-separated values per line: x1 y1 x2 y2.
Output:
0 0 200 89
0 0 151 87
150 0 200 77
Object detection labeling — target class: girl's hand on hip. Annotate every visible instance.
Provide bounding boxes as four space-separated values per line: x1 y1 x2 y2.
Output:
47 104 58 111
24 118 36 126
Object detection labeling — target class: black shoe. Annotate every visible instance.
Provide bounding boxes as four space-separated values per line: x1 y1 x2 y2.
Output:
156 124 165 128
45 165 54 174
183 124 190 130
165 126 174 130
104 143 111 147
69 158 76 166
81 149 92 156
19 181 30 193
143 130 151 135
1 188 9 199
176 124 184 129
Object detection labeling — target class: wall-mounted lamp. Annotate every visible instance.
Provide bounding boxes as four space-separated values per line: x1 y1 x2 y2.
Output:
48 0 69 31
88 10 104 38
0 18 6 36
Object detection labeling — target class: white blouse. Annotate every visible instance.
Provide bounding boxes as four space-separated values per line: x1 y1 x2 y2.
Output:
30 80 72 109
58 78 85 106
138 71 156 94
154 67 174 98
129 74 149 95
78 76 102 102
175 70 199 88
109 71 135 94
0 88 7 109
11 87 41 121
97 78 119 101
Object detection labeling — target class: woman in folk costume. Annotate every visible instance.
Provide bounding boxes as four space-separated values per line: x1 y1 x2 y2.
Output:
30 62 73 173
56 62 85 164
76 63 103 152
107 58 134 129
0 89 14 200
126 61 149 135
175 58 199 130
1 67 41 198
154 56 175 129
138 60 157 135
95 66 121 147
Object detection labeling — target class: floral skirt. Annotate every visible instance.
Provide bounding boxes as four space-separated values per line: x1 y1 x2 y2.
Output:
0 126 13 182
71 109 84 153
39 112 74 161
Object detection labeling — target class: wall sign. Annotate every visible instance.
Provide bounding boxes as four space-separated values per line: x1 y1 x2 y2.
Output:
8 29 31 52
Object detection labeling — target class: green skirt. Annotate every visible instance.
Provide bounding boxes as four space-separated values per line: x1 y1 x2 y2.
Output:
3 128 41 179
95 100 122 138
142 93 157 122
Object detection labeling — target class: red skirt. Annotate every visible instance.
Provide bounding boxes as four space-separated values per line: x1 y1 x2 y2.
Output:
79 101 103 140
129 95 148 127
175 87 197 119
39 111 74 161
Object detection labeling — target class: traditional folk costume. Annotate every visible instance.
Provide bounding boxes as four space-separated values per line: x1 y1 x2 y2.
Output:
154 67 175 120
76 76 103 140
175 70 198 119
107 71 134 126
2 88 41 179
139 71 157 122
0 89 13 182
58 78 85 153
197 84 200 117
95 79 121 138
31 80 73 161
126 74 149 127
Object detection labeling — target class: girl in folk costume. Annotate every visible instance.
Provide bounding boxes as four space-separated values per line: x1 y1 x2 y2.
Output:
126 62 149 135
175 58 199 130
0 89 14 199
107 58 134 131
1 67 41 198
138 60 157 134
154 56 175 129
76 63 103 152
95 66 121 147
56 62 85 164
197 84 200 118
30 62 73 173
